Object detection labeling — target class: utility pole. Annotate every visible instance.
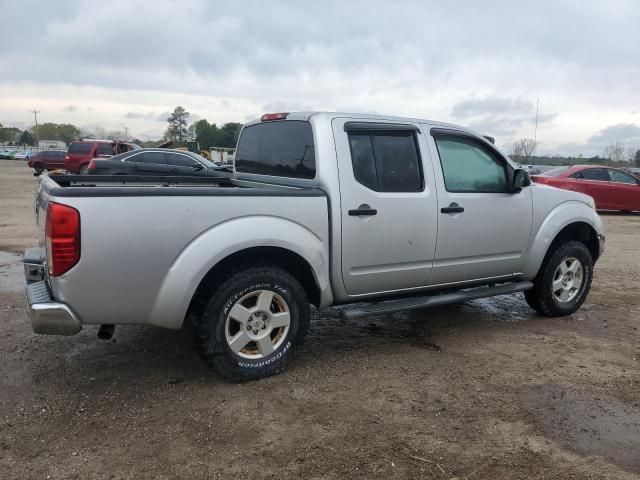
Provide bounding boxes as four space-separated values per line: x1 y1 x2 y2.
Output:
31 109 40 145
534 97 539 144
123 125 129 141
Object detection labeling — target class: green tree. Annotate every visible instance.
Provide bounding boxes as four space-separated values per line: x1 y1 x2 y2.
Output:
166 106 190 143
19 130 34 146
635 149 640 168
218 122 243 148
34 122 59 140
193 119 220 150
56 123 80 144
0 123 21 144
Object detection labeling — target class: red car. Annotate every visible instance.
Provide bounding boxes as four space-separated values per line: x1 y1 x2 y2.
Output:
64 140 140 174
27 150 66 173
532 165 640 212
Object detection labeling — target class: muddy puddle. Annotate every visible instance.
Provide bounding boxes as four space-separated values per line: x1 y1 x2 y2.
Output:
522 384 640 472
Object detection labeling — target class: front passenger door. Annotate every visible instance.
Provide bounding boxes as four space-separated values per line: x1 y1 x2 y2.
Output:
428 131 533 285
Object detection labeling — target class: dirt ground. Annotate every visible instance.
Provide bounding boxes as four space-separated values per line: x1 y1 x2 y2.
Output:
0 160 639 479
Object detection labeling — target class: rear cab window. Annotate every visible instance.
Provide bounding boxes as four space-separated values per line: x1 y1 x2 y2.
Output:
235 121 316 179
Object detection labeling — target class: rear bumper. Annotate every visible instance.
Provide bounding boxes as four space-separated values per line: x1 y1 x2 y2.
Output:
26 281 82 335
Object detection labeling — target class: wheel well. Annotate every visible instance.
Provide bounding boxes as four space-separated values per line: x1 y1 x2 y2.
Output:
547 222 600 264
186 247 321 325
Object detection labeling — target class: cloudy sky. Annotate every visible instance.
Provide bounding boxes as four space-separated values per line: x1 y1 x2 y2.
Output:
1 0 639 155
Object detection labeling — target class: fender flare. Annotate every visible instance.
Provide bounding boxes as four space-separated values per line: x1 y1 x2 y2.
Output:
522 201 603 278
148 215 330 329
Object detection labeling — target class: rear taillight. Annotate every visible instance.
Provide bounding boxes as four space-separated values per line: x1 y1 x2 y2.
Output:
261 112 289 121
88 159 96 171
45 203 80 276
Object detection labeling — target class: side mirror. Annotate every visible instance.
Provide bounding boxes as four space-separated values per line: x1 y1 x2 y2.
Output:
512 168 531 193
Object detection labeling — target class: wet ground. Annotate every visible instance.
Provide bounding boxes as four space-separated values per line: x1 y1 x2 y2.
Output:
1 161 639 479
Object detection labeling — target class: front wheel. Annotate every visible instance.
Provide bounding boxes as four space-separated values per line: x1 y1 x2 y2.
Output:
79 164 89 175
195 265 310 381
524 241 593 317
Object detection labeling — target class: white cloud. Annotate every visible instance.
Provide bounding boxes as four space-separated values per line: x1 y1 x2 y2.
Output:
0 0 639 148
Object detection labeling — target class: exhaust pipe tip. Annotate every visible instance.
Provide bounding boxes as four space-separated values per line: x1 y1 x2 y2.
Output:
97 324 115 340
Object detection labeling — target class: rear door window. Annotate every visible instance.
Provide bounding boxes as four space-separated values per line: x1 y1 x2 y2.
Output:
138 152 165 164
68 142 93 154
579 168 609 181
235 121 316 179
348 130 423 192
97 143 114 156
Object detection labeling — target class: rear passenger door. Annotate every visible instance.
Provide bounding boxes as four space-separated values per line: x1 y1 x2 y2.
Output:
333 119 439 296
130 151 173 175
427 130 532 285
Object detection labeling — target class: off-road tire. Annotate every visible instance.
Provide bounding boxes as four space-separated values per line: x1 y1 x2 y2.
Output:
524 241 593 317
196 265 310 381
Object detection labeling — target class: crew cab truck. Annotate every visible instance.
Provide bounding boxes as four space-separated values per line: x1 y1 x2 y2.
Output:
24 112 605 381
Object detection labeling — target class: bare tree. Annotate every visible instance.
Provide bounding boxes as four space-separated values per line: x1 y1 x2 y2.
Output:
626 147 637 163
603 140 625 163
511 138 537 164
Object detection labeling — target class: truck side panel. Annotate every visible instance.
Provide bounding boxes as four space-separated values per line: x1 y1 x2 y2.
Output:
47 194 329 328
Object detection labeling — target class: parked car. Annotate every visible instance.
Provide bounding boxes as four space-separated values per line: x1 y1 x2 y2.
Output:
532 165 640 212
64 140 141 174
87 148 231 176
24 111 604 381
13 150 32 160
28 150 66 173
0 149 15 159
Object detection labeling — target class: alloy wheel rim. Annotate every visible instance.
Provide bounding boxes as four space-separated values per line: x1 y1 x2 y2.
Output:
552 256 584 303
224 289 291 359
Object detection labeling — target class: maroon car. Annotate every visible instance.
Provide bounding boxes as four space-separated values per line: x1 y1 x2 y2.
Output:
64 140 140 174
27 150 66 173
532 165 640 212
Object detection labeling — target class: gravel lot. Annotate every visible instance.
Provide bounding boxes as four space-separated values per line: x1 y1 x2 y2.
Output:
1 160 639 479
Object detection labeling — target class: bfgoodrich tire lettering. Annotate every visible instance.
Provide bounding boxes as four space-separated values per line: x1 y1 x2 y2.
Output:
196 265 310 381
524 241 593 317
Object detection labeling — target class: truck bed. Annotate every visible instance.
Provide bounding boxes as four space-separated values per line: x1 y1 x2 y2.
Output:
34 174 330 329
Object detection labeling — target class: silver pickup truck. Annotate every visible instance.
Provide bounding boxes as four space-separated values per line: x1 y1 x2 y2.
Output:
24 111 605 380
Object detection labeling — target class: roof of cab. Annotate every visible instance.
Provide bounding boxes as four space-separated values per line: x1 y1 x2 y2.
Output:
244 111 472 132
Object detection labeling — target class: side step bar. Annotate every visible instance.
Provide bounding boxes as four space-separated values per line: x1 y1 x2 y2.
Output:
340 281 534 320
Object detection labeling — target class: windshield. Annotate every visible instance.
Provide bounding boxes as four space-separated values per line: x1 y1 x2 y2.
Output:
540 166 570 176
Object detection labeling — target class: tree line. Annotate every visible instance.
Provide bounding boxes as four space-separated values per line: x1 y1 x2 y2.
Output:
510 137 640 168
1 106 243 151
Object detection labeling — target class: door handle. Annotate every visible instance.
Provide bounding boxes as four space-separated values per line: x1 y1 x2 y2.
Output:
441 203 464 214
348 205 377 216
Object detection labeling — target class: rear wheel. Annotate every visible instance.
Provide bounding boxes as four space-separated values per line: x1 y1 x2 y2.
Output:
79 164 89 175
524 241 593 317
195 265 310 381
